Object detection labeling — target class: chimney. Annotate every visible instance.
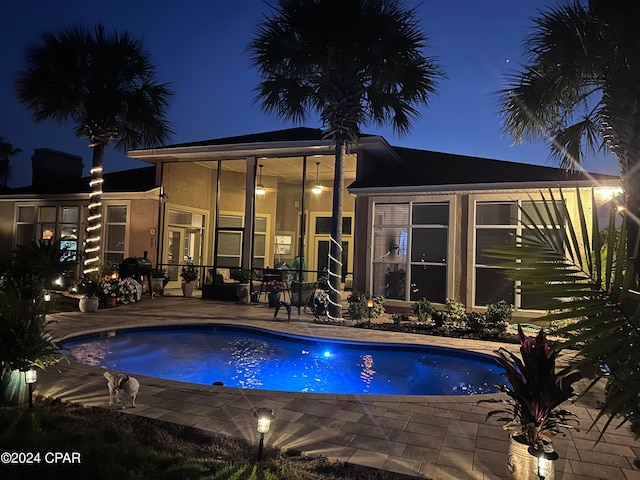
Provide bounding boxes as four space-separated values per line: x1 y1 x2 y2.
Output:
31 148 84 189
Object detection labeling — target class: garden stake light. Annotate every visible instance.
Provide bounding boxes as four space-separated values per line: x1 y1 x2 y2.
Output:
254 407 276 461
24 368 37 410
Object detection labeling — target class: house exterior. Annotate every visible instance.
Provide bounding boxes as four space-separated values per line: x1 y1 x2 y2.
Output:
0 148 160 281
0 130 619 316
127 127 620 316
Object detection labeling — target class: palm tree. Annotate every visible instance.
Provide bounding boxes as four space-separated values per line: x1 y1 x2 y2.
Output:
16 24 173 274
248 0 443 319
499 0 640 256
0 140 22 187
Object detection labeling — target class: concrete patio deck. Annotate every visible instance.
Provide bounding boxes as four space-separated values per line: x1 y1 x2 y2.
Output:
35 292 640 479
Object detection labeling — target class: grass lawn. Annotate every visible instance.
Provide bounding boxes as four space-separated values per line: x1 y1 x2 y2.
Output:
0 399 412 480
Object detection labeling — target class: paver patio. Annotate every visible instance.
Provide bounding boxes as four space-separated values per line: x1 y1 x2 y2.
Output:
35 292 640 479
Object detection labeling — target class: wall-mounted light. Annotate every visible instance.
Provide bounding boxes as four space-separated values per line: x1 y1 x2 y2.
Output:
256 164 266 195
312 162 323 195
254 407 276 461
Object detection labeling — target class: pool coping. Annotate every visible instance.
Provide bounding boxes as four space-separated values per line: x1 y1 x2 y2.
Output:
35 297 640 479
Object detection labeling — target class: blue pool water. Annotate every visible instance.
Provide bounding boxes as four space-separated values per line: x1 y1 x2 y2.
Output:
63 325 503 395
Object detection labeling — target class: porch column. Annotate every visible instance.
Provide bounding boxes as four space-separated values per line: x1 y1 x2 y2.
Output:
242 156 257 270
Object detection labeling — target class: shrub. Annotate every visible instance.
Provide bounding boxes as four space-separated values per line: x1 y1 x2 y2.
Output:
433 298 468 331
392 312 409 324
411 298 435 322
346 290 384 320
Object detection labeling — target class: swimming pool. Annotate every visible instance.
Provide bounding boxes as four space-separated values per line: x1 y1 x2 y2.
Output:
63 325 503 395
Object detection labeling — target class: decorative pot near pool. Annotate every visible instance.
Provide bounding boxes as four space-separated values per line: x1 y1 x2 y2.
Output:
268 292 280 307
79 296 99 313
507 436 555 480
182 282 194 297
236 283 251 304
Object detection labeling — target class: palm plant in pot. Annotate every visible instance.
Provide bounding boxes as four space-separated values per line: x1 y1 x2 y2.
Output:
481 325 581 479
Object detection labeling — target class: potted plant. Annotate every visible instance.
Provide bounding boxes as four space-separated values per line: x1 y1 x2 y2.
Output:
76 279 101 313
150 268 167 296
0 293 63 406
180 265 198 297
480 325 581 480
230 268 253 304
266 279 285 307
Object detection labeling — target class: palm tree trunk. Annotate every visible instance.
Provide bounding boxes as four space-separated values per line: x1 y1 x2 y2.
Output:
84 142 105 274
327 140 346 320
601 89 640 287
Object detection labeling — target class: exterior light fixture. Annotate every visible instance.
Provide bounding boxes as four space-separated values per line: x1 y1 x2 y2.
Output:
528 442 558 480
312 161 323 195
256 164 266 195
254 407 276 461
367 298 374 326
24 368 37 410
43 291 51 302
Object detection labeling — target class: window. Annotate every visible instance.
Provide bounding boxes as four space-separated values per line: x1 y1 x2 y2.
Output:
216 214 267 268
16 206 36 246
474 200 565 308
371 202 449 303
104 205 127 264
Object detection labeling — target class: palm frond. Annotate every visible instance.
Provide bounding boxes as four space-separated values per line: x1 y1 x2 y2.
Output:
485 187 640 440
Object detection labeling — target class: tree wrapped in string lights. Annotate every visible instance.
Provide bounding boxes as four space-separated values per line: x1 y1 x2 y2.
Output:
15 24 173 273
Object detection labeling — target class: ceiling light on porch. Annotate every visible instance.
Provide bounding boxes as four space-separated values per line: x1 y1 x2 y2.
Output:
256 164 266 195
312 162 323 195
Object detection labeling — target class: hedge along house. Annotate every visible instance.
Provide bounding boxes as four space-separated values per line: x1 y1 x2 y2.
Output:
128 127 620 316
0 148 160 281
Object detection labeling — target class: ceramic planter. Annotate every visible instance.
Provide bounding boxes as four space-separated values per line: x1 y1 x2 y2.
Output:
236 283 251 304
182 282 194 297
79 296 99 313
507 436 555 480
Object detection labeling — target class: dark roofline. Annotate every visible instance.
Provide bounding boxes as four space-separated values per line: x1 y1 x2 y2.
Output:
349 146 618 191
6 166 156 195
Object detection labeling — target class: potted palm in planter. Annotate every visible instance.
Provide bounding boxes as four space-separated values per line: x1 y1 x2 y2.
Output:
0 293 63 406
480 325 581 480
230 268 253 304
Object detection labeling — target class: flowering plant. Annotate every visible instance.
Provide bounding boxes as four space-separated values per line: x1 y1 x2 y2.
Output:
266 279 286 293
101 277 137 304
180 265 198 283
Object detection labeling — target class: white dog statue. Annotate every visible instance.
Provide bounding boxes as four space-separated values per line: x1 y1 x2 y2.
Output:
103 371 139 408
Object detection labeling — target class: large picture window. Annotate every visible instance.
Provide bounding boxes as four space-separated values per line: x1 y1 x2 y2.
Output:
474 200 565 308
372 202 449 303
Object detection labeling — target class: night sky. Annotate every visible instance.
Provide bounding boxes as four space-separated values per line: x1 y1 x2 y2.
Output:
1 0 618 188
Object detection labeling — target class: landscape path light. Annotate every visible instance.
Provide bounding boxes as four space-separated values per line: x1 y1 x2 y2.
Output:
528 442 558 480
367 298 373 326
24 367 37 410
254 407 276 461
